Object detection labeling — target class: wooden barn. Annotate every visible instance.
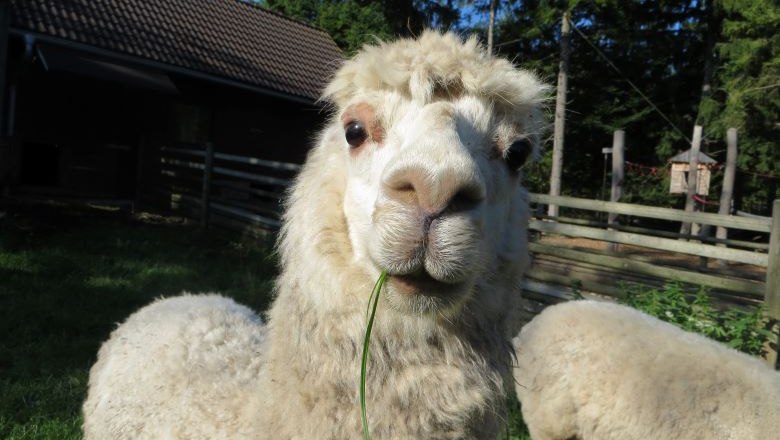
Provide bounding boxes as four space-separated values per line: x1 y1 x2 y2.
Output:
0 0 342 207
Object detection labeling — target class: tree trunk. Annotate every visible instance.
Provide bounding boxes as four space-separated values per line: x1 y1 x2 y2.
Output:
487 0 497 54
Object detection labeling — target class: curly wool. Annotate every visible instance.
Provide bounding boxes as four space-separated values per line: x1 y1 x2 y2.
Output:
83 31 547 439
513 300 780 440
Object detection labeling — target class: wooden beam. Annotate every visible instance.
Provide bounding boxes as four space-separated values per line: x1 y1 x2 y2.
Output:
529 219 768 267
209 201 280 229
608 130 625 252
161 146 301 172
200 142 214 227
548 11 571 218
537 214 769 250
716 128 738 242
0 1 8 136
529 193 772 232
681 125 703 235
529 242 765 297
765 200 780 369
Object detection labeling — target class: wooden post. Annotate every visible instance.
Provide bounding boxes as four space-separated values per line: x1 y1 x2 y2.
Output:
607 130 624 252
548 11 570 218
0 1 9 137
487 0 497 54
680 125 703 236
716 128 738 242
200 142 214 227
765 199 780 369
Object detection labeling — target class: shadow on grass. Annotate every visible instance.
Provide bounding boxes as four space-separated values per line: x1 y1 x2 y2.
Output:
0 201 279 439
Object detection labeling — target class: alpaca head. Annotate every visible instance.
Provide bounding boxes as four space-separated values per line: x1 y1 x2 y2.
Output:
290 32 547 319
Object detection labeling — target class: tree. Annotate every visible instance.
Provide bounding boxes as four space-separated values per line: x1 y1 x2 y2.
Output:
262 1 460 54
697 0 779 214
494 0 708 206
263 0 392 54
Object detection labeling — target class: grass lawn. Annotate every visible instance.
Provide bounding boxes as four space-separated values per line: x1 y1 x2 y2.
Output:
0 201 530 439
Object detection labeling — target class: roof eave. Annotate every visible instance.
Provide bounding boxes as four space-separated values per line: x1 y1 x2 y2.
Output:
10 29 321 106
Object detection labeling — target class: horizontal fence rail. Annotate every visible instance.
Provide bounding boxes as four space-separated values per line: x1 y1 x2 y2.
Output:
146 144 301 235
529 219 768 267
529 193 772 233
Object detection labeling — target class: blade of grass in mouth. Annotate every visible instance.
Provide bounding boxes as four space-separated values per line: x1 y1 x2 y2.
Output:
361 270 388 440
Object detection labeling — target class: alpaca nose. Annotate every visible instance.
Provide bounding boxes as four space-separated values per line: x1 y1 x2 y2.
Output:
384 163 485 215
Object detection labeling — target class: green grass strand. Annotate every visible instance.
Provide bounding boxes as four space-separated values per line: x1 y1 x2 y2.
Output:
360 270 387 440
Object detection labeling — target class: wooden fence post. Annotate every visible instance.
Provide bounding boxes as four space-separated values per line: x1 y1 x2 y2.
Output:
548 11 571 218
607 130 624 252
765 199 780 369
716 128 738 244
0 1 9 137
200 142 214 227
680 125 703 236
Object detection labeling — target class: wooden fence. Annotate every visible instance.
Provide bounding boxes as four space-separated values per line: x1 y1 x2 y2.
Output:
142 143 780 366
143 143 299 233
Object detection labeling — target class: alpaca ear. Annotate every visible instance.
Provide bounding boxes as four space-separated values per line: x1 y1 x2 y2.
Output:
504 138 533 171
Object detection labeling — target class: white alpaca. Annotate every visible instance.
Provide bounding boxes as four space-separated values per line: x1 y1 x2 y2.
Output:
83 31 547 439
513 300 780 440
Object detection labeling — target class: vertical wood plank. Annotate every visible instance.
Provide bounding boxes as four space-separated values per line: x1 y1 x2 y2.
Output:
717 128 738 243
680 125 703 236
548 11 571 218
200 142 214 227
765 199 780 369
0 1 9 136
607 130 624 252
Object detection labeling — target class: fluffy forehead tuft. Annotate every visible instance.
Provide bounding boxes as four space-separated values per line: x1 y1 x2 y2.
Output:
323 31 549 112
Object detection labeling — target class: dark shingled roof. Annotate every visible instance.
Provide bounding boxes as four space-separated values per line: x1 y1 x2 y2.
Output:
9 0 344 102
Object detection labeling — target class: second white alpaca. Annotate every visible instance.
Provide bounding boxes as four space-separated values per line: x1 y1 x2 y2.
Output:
513 300 780 440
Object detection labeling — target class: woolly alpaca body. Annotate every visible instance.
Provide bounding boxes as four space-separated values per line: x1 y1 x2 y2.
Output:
84 32 547 439
513 300 780 440
82 295 268 438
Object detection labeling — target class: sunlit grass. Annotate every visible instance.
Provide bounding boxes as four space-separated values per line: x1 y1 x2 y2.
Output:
0 203 277 439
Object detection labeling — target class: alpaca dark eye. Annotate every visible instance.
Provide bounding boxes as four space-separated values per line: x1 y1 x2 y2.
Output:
505 138 533 171
345 121 368 148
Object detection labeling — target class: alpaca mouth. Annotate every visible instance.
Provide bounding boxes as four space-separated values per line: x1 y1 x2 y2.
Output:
388 271 458 296
390 272 452 295
383 269 471 316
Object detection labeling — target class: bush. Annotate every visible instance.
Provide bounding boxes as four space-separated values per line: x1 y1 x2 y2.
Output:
621 281 773 357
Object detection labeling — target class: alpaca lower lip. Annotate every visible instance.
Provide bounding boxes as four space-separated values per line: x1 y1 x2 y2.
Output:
389 272 453 295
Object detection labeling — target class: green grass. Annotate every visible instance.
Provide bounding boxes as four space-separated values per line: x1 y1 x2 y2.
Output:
0 202 277 439
0 201 531 439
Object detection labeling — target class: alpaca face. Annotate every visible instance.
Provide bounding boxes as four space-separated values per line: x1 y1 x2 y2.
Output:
339 91 537 317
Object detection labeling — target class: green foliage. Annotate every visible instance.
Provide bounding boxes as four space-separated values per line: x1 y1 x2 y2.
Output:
502 392 532 440
261 0 460 54
622 281 773 357
697 0 779 214
263 0 392 54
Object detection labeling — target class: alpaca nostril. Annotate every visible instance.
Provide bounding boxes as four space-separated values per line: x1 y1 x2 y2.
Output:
445 187 483 213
